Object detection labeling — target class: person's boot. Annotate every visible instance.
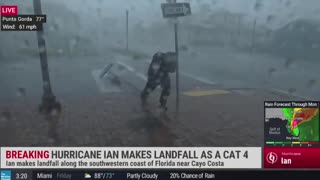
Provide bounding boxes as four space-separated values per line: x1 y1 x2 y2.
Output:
159 98 168 112
159 104 168 112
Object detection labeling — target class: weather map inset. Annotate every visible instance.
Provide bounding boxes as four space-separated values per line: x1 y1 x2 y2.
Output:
264 102 319 146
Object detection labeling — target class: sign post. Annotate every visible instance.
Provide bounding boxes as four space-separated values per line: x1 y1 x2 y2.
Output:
33 0 61 114
174 21 179 116
161 0 191 116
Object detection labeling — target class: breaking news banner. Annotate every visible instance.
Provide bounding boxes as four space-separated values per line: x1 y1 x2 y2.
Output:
0 147 261 169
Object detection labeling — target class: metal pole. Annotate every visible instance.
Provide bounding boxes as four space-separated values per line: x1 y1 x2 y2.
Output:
237 16 241 43
126 10 129 51
33 0 61 114
174 22 179 116
169 0 179 115
166 0 179 115
237 16 241 36
251 18 256 53
229 15 233 46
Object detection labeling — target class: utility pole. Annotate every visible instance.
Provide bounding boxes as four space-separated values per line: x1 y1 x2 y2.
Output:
174 19 179 116
33 0 61 114
237 15 241 45
251 18 257 53
126 10 129 51
236 14 245 46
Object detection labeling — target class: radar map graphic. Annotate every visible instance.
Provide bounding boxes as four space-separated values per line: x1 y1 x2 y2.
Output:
265 108 319 142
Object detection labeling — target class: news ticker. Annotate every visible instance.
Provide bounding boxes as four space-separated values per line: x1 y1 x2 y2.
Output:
0 147 261 169
1 170 320 180
2 147 320 170
1 6 46 31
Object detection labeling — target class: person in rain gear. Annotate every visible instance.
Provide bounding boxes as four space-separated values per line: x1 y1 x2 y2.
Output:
141 51 177 111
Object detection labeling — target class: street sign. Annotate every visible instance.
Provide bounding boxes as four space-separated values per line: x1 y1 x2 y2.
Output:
160 1 192 117
161 3 191 18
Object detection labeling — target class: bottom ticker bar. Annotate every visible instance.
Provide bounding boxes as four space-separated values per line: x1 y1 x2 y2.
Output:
2 170 320 180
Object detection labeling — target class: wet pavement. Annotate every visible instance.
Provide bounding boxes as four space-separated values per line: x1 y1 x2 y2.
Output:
0 51 311 147
0 94 177 146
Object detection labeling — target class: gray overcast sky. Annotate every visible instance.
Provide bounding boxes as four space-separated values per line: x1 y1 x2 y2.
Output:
5 0 319 29
58 0 319 28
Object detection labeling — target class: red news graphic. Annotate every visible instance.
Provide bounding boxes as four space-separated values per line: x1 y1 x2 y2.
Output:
0 5 18 16
264 147 320 168
6 150 50 159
